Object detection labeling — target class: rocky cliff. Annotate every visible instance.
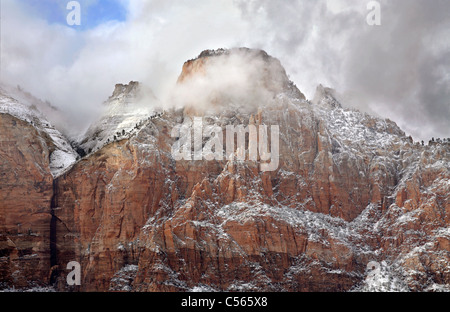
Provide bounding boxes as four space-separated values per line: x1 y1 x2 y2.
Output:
0 114 53 289
1 49 449 292
0 86 78 289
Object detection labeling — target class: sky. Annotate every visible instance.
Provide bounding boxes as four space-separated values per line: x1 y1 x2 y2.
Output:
0 0 449 141
16 0 127 30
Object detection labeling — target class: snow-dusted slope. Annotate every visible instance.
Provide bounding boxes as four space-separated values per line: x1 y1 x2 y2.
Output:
0 85 78 177
77 81 161 155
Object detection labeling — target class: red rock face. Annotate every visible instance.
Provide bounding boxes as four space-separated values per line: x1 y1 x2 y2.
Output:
0 114 53 288
1 49 449 292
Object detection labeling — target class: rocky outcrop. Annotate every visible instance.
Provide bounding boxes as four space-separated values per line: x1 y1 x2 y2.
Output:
109 81 140 100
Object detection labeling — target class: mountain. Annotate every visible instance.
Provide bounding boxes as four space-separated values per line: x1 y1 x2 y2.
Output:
0 85 78 289
0 48 449 292
76 81 161 156
0 85 78 177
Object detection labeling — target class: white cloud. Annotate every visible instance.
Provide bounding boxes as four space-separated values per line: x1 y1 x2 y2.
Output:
1 0 449 141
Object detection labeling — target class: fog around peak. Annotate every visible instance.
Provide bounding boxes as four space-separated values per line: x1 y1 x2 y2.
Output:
1 0 449 141
170 49 295 114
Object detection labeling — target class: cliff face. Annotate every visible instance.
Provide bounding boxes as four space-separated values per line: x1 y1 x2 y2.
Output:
1 49 449 292
0 113 53 288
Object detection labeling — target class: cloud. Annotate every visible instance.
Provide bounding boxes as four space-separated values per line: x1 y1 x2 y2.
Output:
171 48 292 114
1 0 449 141
1 0 248 134
233 0 450 141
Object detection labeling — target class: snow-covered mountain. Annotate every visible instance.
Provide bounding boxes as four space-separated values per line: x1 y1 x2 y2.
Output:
76 81 162 156
0 48 448 292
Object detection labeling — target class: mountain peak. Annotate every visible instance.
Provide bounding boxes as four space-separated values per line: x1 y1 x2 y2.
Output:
109 81 140 100
195 47 272 60
175 48 305 113
178 48 288 85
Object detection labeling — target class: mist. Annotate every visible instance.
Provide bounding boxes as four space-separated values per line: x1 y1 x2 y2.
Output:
169 49 292 115
1 0 449 141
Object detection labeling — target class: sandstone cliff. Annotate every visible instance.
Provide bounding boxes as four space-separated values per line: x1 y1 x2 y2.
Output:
0 113 54 288
0 49 448 292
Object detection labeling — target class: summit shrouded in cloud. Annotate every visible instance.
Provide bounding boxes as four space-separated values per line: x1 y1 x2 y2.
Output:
1 0 449 141
1 46 448 292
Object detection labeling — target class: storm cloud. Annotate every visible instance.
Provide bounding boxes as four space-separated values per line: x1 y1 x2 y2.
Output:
1 0 449 141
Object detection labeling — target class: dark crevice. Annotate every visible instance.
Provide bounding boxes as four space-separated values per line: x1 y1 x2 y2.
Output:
50 178 58 284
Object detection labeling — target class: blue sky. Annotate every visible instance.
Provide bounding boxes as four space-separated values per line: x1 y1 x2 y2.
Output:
18 0 128 30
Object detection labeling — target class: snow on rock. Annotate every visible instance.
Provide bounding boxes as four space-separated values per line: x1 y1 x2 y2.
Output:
109 265 139 292
0 85 78 177
77 81 161 155
352 261 410 292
